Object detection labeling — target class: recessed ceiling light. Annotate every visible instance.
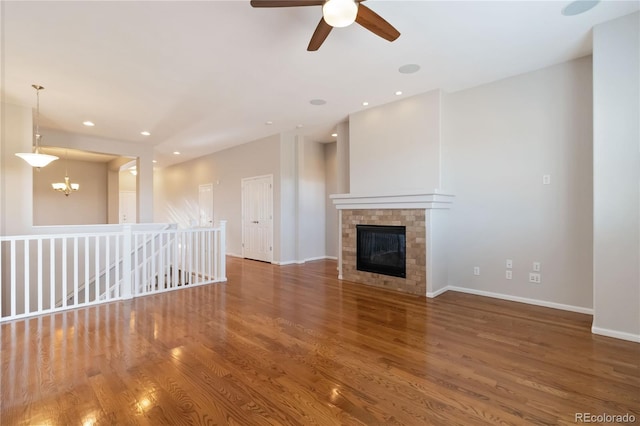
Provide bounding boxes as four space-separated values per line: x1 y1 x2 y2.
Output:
562 0 600 16
362 101 369 106
310 99 327 106
83 121 95 127
265 121 273 125
173 151 181 155
331 133 338 137
395 91 403 96
399 64 421 74
152 160 157 163
140 131 151 136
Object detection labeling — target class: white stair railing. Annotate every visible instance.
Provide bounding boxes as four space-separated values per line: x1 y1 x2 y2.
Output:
0 221 226 322
96 223 177 302
132 224 227 296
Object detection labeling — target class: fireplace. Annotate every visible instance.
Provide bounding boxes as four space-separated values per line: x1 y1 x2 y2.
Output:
331 192 454 296
357 225 406 278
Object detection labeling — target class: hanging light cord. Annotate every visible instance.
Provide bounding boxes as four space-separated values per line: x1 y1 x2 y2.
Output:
34 85 43 153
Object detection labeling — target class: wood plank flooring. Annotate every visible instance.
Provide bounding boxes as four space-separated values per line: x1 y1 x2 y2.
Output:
1 257 639 425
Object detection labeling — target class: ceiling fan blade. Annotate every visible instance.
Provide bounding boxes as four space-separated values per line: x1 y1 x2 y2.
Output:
355 4 400 42
307 18 333 51
250 0 324 7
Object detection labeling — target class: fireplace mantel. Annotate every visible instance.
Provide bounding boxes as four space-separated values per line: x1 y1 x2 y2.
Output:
330 191 455 210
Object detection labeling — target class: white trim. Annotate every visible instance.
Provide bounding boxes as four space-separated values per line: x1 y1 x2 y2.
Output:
337 210 343 278
330 191 455 210
444 286 594 315
272 260 297 266
272 256 337 266
304 256 335 262
425 211 433 296
591 326 640 343
426 286 448 298
226 252 243 258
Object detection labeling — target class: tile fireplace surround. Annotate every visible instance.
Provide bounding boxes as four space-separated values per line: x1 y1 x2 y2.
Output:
330 192 454 297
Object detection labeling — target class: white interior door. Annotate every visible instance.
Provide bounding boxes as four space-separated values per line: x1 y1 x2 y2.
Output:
199 183 214 227
119 191 137 223
242 175 273 263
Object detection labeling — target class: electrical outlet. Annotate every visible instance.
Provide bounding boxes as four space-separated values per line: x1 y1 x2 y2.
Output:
506 270 512 280
506 259 513 269
529 273 541 284
543 174 551 185
473 267 480 276
533 262 541 272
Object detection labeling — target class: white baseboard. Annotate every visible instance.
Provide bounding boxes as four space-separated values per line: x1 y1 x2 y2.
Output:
272 260 297 266
592 326 640 343
426 286 449 298
226 252 242 258
305 255 337 262
273 256 336 265
442 286 594 315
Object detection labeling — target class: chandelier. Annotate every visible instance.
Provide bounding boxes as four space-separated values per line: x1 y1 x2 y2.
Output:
51 152 79 196
15 85 59 168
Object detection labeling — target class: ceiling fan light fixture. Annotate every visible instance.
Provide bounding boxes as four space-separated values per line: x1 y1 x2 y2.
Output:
322 0 358 28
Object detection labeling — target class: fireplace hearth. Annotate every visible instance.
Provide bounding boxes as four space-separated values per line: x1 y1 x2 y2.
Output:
357 225 406 278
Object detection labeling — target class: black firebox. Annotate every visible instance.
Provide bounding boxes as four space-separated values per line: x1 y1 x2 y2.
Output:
356 225 406 278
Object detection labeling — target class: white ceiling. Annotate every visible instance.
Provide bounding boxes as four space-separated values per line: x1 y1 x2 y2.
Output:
3 1 638 167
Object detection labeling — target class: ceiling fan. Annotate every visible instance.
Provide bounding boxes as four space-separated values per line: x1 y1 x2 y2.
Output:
250 0 400 51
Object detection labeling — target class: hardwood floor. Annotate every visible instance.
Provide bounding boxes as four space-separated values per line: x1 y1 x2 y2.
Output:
1 257 639 425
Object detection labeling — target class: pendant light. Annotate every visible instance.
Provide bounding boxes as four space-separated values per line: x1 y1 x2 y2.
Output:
15 85 59 168
51 151 79 196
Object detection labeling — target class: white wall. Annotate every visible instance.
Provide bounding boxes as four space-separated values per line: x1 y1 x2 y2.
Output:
349 90 442 194
278 133 298 263
1 103 33 235
298 140 326 261
156 134 282 259
33 159 108 225
336 121 350 194
592 12 640 341
107 168 119 224
427 209 450 296
324 142 338 258
443 57 594 311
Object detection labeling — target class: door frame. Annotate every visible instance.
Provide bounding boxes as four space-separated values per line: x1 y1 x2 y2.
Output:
241 174 274 263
